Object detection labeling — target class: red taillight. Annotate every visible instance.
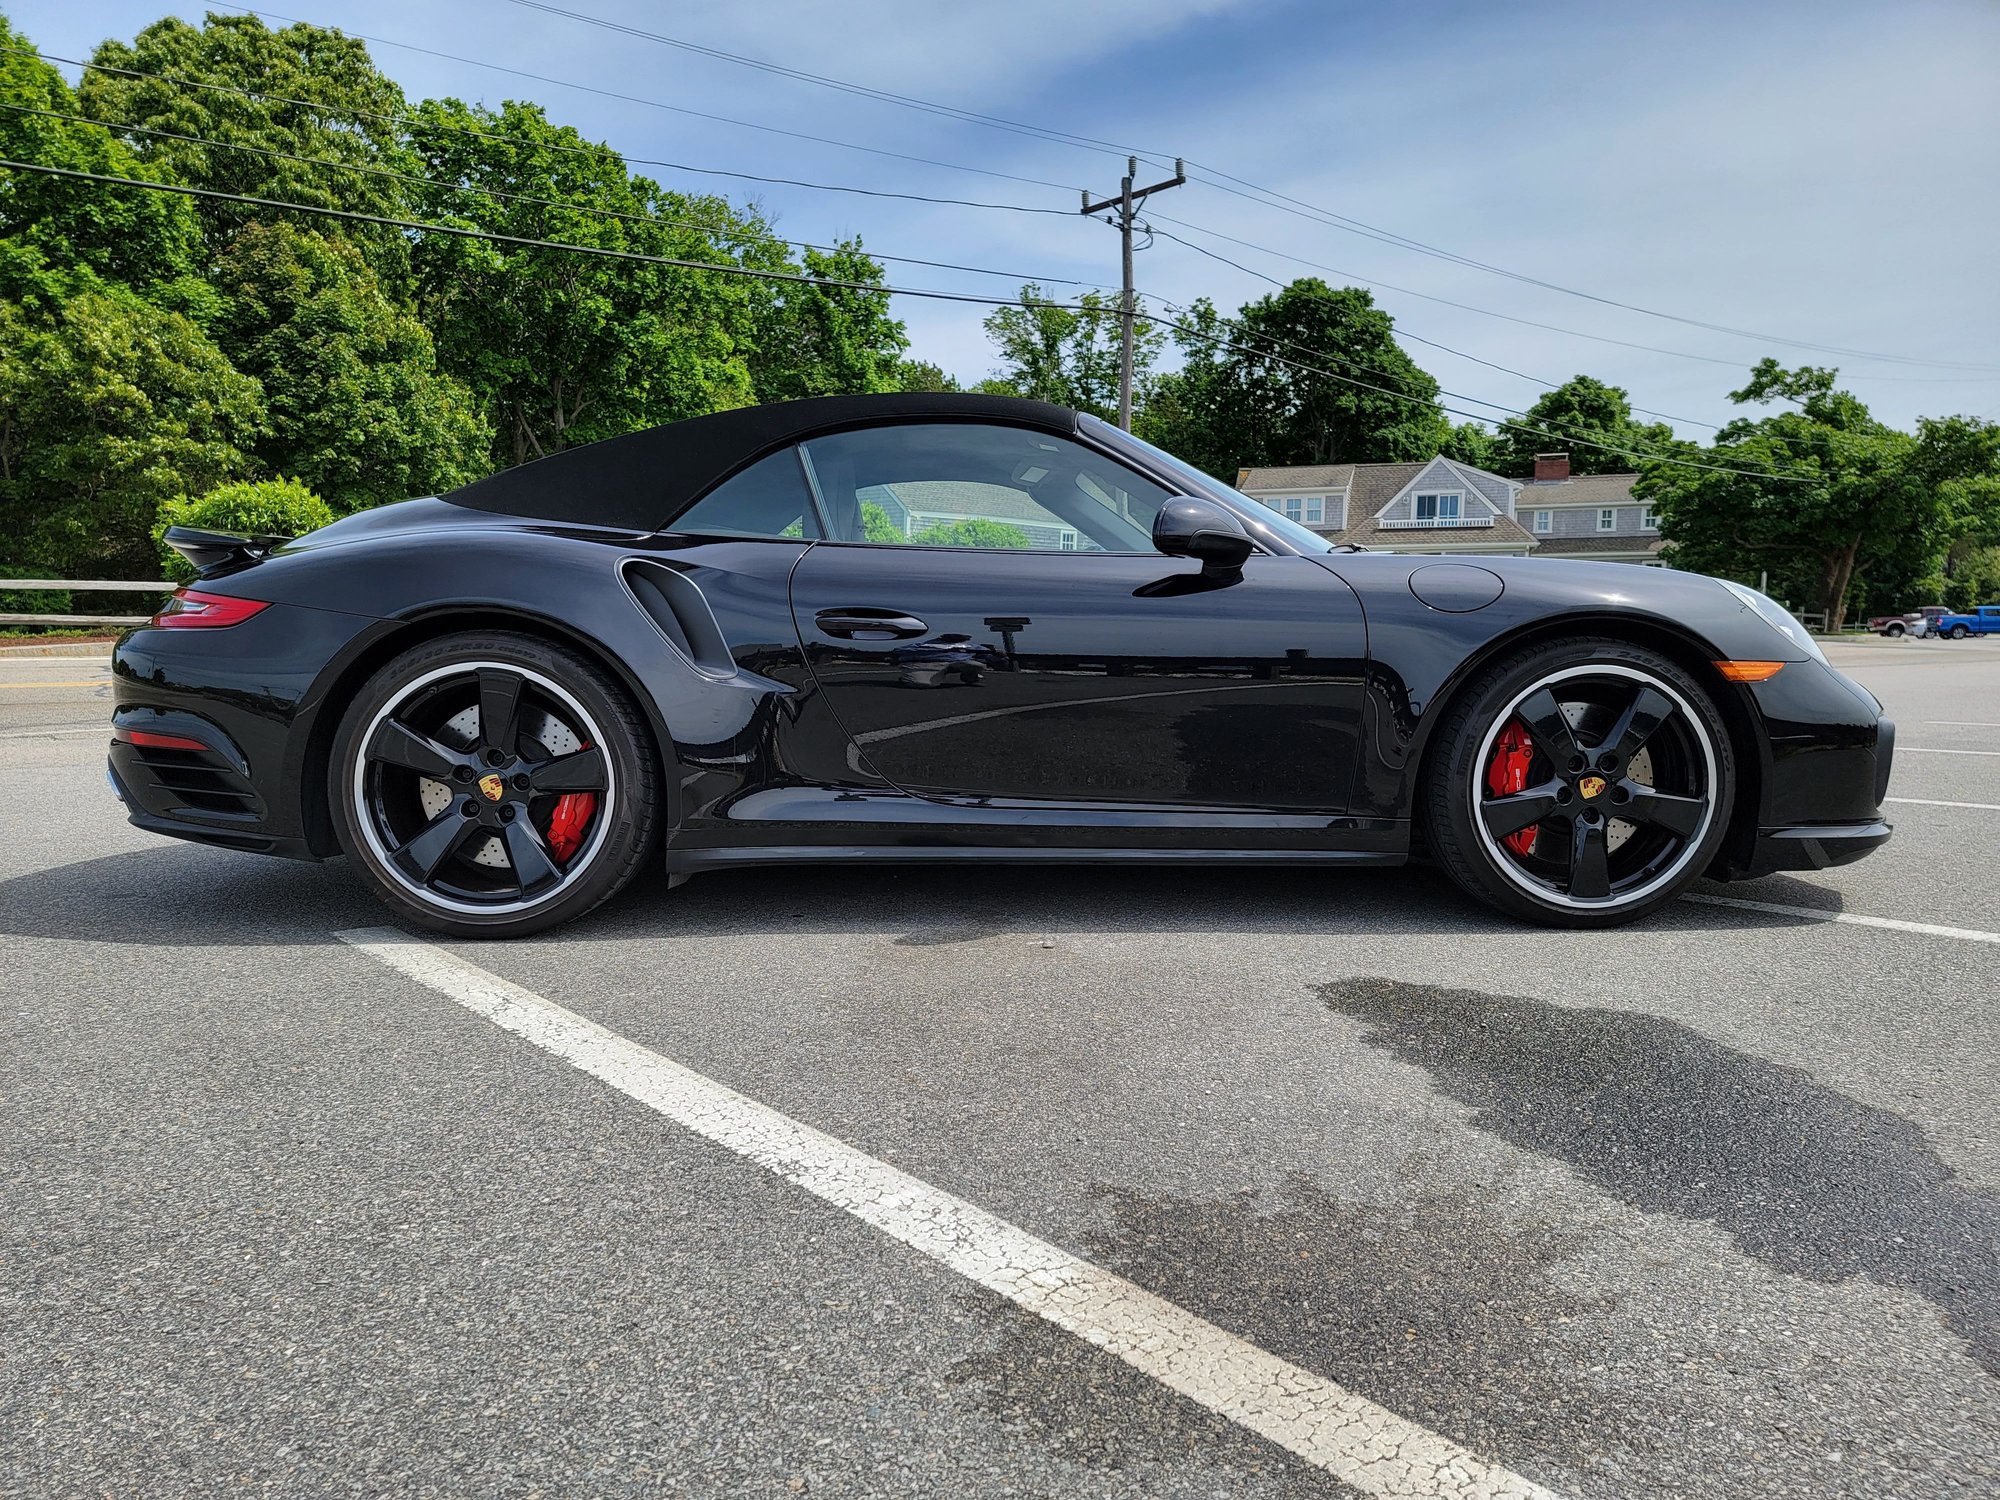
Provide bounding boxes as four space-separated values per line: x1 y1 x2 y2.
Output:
149 588 271 630
120 728 210 752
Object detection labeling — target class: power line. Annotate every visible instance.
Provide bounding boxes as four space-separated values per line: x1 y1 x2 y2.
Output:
1175 163 2000 372
0 157 1809 483
348 0 1990 373
1148 222 1725 432
51 36 1858 395
201 3 1086 195
1147 213 1758 369
491 0 1170 167
0 100 1107 288
10 45 1077 217
10 98 1726 452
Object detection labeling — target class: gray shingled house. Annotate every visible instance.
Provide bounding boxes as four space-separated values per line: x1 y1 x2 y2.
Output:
1234 452 1664 563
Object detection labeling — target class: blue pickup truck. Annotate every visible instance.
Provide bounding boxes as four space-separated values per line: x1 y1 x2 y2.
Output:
1934 604 2000 640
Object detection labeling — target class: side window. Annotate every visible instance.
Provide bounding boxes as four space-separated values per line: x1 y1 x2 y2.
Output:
667 448 820 539
799 423 1173 553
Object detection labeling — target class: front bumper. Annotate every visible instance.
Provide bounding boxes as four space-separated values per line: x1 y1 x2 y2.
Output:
1740 819 1893 875
1721 710 1895 878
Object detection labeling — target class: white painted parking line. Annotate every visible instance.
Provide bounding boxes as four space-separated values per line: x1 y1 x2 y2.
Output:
0 725 104 739
1900 747 2000 757
1886 796 2000 811
338 927 1562 1500
1684 894 2000 946
1925 720 2000 728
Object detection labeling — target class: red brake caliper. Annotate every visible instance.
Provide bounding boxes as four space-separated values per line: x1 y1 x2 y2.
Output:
1485 718 1538 857
545 741 596 863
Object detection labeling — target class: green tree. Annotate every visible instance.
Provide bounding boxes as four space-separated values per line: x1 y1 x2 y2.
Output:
744 240 908 404
0 287 264 577
1440 420 1500 471
1636 361 1929 631
1141 281 1446 477
1496 375 1674 477
405 98 759 466
80 14 413 272
1904 414 2000 610
909 518 1030 549
891 358 961 393
860 501 905 542
0 19 204 305
209 222 487 507
981 283 1160 419
154 476 335 581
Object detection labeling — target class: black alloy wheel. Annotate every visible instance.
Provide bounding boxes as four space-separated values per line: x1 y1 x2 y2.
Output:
1425 639 1735 927
332 631 659 936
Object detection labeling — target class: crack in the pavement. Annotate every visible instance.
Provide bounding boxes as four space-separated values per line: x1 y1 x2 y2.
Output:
1322 977 2000 1378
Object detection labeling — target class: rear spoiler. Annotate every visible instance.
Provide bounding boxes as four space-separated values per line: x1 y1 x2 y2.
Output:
162 525 290 579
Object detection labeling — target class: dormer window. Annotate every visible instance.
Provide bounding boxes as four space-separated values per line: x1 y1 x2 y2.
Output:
1414 492 1461 523
1264 495 1326 526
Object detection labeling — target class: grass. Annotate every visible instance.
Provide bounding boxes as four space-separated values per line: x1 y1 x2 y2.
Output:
0 627 119 643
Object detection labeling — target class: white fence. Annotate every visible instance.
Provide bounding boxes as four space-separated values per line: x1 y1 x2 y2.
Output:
1 578 174 628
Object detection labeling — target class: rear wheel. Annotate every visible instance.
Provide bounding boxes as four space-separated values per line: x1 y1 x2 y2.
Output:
1885 622 1906 637
1951 624 1971 640
331 631 659 937
1424 639 1734 927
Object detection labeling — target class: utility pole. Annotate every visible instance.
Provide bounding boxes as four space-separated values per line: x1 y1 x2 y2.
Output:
1081 156 1185 431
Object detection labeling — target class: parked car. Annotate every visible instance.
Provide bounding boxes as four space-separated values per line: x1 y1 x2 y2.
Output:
106 392 1896 936
1934 605 2000 640
1864 612 1928 640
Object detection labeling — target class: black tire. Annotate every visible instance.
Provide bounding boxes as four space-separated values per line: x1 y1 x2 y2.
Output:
1423 637 1735 928
331 630 660 937
1885 622 1905 637
1951 624 1970 640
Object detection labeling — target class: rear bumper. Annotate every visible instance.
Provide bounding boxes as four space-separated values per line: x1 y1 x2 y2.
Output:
105 710 320 860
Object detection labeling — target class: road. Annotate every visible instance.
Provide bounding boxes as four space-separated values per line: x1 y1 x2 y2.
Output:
3 635 1997 1498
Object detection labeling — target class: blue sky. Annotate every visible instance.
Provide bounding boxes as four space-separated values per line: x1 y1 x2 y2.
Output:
15 0 2000 438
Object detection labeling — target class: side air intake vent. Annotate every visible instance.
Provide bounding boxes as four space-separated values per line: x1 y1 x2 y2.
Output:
620 559 736 676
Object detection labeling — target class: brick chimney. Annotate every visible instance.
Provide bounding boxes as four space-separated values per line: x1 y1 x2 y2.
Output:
1533 452 1571 482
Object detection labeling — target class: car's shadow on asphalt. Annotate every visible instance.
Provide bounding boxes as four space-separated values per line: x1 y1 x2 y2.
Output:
0 842 1849 947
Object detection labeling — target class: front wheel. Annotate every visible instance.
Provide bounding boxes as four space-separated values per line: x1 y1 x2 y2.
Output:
331 631 660 937
1424 639 1735 927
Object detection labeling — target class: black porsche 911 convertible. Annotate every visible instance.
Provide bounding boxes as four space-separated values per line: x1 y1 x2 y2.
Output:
109 392 1893 937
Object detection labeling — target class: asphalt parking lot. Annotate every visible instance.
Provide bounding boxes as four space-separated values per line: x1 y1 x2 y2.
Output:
4 634 1997 1499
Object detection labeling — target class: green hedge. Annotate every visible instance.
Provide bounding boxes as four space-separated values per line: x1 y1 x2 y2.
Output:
155 478 337 583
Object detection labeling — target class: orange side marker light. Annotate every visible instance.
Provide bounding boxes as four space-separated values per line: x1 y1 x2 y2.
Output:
1713 660 1786 683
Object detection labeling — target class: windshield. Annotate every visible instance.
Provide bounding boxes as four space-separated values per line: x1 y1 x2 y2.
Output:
1082 415 1336 555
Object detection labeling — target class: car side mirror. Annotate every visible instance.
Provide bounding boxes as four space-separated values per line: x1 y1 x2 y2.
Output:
1152 496 1254 573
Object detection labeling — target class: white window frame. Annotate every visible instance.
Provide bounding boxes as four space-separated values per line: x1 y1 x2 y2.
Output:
1413 492 1462 523
1639 507 1657 532
1058 528 1078 551
1531 509 1552 534
1598 507 1618 532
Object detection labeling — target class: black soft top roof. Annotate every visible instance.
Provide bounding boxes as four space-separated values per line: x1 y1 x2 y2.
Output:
441 392 1076 533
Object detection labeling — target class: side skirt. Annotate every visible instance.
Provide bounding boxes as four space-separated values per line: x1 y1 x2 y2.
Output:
669 845 1407 875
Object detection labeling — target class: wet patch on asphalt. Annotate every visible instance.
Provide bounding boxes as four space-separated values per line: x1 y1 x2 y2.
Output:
1322 977 2000 1377
951 1176 1649 1493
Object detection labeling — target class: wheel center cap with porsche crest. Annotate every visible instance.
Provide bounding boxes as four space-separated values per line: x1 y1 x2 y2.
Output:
1578 774 1607 800
478 772 507 802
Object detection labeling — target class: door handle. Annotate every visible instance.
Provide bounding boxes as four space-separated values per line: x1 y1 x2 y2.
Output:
813 607 929 641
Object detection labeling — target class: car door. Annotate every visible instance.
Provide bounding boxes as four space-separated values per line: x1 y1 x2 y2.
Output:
785 420 1367 812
